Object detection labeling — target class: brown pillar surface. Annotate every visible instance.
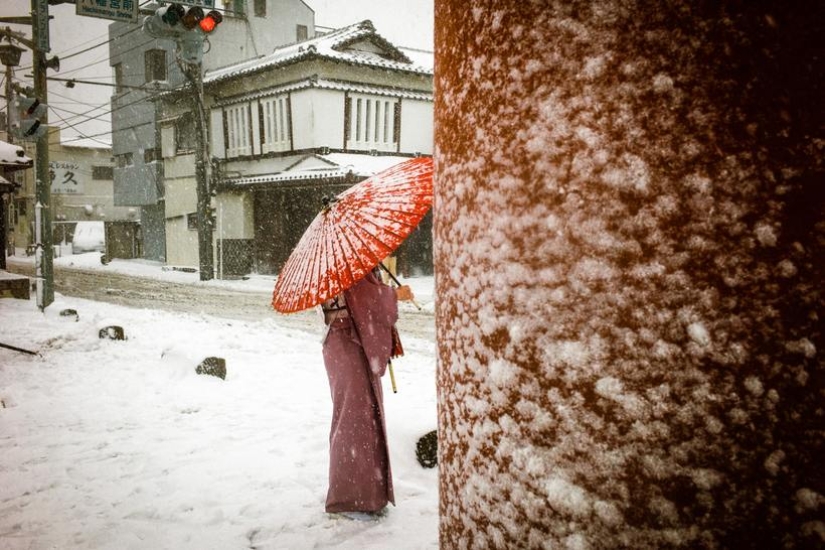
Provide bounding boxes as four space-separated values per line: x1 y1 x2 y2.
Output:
434 2 824 548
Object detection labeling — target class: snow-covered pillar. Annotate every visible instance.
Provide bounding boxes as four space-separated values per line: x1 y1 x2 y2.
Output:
434 2 824 548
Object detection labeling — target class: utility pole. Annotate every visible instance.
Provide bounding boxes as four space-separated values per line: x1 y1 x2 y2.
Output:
143 4 222 281
31 0 53 308
1 61 12 269
182 62 214 281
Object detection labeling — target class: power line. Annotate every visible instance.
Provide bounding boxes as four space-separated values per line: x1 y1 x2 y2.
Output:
48 107 111 146
59 118 156 146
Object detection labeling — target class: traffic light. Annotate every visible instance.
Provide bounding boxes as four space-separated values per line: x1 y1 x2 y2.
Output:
10 97 48 140
142 4 223 64
199 10 223 33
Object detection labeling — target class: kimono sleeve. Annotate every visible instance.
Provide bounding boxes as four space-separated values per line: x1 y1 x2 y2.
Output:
345 273 399 376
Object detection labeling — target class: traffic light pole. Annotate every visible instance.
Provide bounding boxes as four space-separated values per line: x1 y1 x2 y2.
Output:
181 60 214 281
32 0 53 309
143 4 221 281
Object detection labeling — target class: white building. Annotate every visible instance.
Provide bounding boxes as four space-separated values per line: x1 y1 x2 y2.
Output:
159 20 433 277
109 0 317 262
3 128 138 258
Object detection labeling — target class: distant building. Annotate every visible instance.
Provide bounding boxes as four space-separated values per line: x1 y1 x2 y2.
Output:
108 0 316 262
157 20 434 277
3 128 136 257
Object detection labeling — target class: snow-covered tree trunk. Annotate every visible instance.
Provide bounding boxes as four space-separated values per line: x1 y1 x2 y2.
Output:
433 2 824 548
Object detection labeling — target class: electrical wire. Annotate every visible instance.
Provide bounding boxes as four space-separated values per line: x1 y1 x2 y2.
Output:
59 119 155 146
7 47 177 136
48 108 111 146
5 0 237 146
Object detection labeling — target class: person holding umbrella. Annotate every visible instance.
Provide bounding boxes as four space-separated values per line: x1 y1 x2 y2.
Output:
320 265 414 520
271 156 434 520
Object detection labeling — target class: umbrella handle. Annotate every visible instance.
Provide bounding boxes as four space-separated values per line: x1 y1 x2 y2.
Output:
388 360 398 393
379 263 422 311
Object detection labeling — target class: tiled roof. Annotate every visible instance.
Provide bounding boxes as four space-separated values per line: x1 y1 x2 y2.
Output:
205 20 432 85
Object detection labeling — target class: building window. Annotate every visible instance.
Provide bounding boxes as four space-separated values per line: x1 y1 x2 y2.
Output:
225 103 252 157
115 153 134 168
113 63 124 94
260 95 290 153
145 49 167 83
144 148 161 164
175 113 197 153
92 165 114 180
346 94 399 152
232 0 245 17
296 24 308 41
187 212 198 231
254 0 265 17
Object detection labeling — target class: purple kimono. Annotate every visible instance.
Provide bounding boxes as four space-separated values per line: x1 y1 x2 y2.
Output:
322 271 397 513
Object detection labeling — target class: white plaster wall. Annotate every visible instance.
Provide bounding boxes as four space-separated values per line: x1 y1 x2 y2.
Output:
291 89 345 150
399 100 433 155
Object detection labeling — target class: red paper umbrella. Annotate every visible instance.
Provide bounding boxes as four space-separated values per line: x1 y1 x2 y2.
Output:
272 156 433 313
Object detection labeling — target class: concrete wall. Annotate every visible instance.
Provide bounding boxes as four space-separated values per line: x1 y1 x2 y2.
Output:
206 0 316 70
109 18 181 207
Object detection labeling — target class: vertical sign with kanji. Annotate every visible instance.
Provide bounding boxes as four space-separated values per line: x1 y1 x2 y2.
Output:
35 0 50 51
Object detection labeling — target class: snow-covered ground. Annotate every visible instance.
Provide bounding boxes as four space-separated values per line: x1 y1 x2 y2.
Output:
0 255 438 549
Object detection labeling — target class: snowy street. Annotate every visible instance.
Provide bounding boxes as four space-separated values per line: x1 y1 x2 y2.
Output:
0 255 438 549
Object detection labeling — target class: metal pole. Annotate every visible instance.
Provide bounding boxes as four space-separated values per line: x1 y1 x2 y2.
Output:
31 0 52 308
34 200 43 308
1 63 14 268
0 193 6 270
218 199 223 280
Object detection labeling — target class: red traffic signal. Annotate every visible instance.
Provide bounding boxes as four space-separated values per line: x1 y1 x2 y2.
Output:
199 10 223 33
144 4 223 37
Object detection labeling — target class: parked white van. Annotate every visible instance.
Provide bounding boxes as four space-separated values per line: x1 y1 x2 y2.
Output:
72 221 106 253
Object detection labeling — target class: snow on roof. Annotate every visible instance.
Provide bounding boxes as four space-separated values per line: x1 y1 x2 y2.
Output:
0 140 33 169
60 138 112 150
399 47 434 71
223 153 421 188
205 20 432 85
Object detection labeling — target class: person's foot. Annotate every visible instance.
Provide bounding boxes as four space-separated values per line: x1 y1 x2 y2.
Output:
335 508 386 521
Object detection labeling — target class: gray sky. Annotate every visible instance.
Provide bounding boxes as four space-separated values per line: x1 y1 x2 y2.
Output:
0 0 433 146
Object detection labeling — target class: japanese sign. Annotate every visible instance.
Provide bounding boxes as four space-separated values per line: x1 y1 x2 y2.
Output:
50 161 83 195
36 0 49 52
76 0 139 23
